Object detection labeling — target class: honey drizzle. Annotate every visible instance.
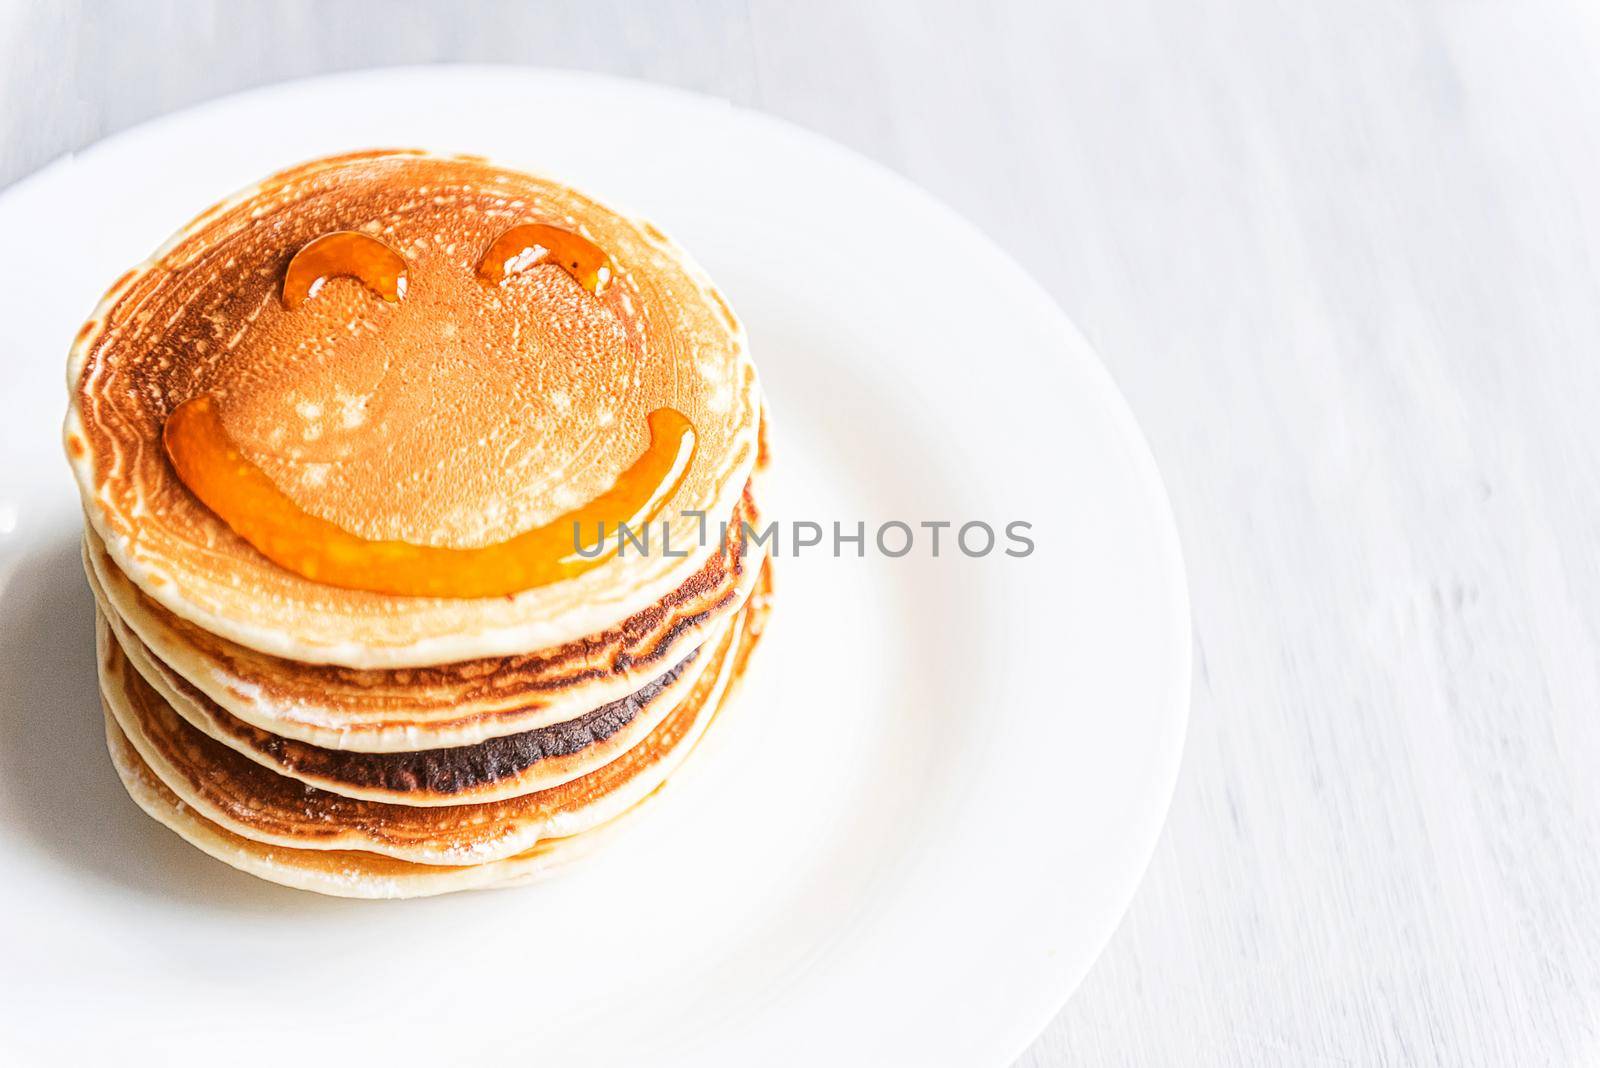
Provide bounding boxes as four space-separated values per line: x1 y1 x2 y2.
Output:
282 231 409 309
162 395 696 598
477 223 613 294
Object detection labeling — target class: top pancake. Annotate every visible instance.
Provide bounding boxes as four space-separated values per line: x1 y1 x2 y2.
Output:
65 151 761 667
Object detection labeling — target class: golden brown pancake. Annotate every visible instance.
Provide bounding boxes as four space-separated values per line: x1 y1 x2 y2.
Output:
66 150 762 666
81 481 765 751
71 151 775 898
99 564 770 882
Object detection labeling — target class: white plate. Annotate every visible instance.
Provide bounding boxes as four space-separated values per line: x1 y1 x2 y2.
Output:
0 68 1188 1066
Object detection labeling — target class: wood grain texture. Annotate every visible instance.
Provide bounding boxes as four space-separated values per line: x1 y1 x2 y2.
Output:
6 1 1600 1063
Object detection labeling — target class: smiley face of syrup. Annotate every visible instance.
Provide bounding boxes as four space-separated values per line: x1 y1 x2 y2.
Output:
163 225 695 599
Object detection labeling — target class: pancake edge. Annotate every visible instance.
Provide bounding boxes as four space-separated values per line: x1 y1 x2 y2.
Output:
97 574 765 874
82 520 769 750
97 596 731 806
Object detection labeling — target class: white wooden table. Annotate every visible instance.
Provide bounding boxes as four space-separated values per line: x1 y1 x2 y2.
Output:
6 2 1598 1062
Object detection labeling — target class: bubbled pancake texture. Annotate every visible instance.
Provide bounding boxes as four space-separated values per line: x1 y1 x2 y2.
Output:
67 150 762 665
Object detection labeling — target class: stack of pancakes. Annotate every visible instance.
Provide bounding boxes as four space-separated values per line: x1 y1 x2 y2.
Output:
64 152 771 898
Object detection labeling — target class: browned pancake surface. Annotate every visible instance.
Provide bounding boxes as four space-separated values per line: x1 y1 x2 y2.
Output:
67 150 761 664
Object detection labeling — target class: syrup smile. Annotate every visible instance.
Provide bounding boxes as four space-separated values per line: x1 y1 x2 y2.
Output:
165 224 695 598
163 394 696 598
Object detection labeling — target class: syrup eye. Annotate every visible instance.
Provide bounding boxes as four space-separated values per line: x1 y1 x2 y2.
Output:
282 231 409 309
477 223 613 295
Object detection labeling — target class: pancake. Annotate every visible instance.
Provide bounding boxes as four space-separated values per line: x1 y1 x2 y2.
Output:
70 150 776 897
99 564 770 885
66 150 762 667
82 483 764 751
96 590 725 805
